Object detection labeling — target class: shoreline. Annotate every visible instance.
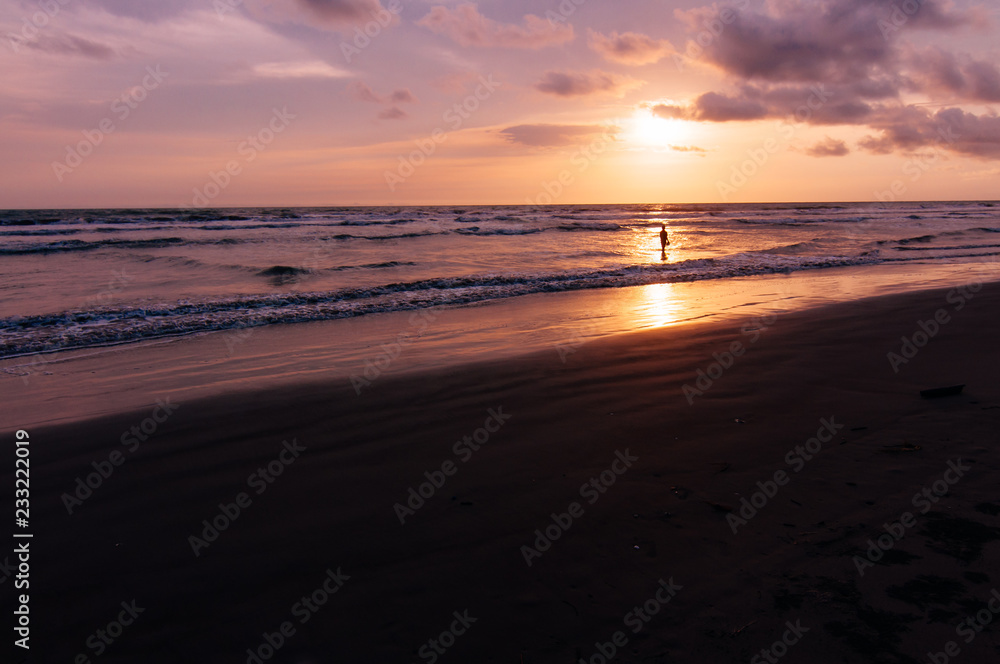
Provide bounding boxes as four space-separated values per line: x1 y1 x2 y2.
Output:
2 259 997 430
5 274 1000 662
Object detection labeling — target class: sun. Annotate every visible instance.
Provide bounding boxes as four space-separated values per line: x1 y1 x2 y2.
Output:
627 109 692 149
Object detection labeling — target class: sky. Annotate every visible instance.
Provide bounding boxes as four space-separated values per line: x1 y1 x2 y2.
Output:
1 0 999 207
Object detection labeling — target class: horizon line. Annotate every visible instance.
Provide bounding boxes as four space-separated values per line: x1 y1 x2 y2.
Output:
2 199 998 212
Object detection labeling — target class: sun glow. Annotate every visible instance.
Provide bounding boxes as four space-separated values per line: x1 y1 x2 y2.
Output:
627 109 693 149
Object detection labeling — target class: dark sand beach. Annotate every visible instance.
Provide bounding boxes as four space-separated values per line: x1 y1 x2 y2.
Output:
8 281 1000 663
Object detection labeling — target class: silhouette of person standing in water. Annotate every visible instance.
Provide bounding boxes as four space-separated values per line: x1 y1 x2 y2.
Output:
659 223 669 259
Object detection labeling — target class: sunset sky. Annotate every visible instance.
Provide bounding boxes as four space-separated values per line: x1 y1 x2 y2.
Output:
2 0 999 208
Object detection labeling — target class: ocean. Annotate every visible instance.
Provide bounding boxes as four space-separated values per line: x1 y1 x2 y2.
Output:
1 201 998 358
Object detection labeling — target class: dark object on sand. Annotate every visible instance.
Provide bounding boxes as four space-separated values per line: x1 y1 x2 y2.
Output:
920 384 965 399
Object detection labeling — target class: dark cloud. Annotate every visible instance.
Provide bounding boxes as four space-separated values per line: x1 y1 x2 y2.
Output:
417 3 574 49
861 107 1000 158
858 105 938 153
240 0 396 29
498 124 613 147
944 109 1000 158
677 0 886 84
848 76 903 100
755 85 876 124
652 86 869 124
805 137 850 157
662 0 1000 159
587 30 674 66
535 70 641 97
677 0 979 85
650 92 766 122
655 78 1000 159
966 61 1000 102
693 91 767 121
896 0 987 31
906 48 1000 102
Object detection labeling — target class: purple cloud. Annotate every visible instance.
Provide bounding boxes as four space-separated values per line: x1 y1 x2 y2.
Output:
906 48 1000 102
535 70 641 97
861 107 1000 158
240 0 396 29
805 137 850 157
661 0 1000 159
296 0 387 22
695 91 767 121
587 30 674 66
677 0 978 85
